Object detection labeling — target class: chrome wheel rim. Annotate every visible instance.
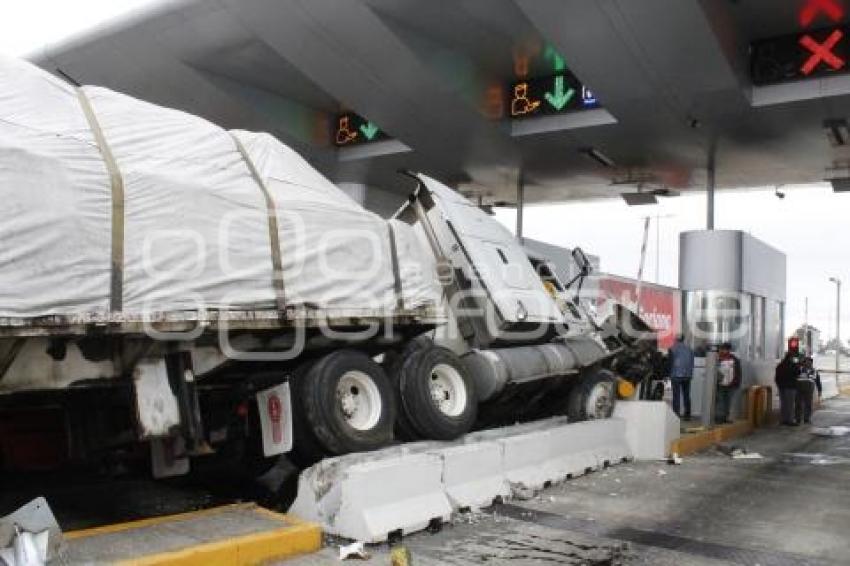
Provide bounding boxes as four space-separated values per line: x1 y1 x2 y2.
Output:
336 371 382 431
429 363 467 417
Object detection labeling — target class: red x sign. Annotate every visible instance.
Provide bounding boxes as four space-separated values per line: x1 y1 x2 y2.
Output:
800 30 846 75
800 0 844 27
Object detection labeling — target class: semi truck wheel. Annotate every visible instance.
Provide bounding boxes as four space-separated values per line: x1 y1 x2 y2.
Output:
299 350 396 456
567 370 617 421
383 335 433 440
398 346 477 441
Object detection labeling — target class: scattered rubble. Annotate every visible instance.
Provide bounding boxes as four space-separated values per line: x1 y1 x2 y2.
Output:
0 498 65 566
782 452 850 465
716 444 762 459
390 546 412 566
338 541 370 560
811 425 850 437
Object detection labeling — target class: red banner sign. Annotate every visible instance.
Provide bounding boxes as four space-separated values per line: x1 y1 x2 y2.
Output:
596 277 681 349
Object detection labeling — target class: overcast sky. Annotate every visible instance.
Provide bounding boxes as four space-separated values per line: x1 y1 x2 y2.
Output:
0 1 156 57
495 184 850 342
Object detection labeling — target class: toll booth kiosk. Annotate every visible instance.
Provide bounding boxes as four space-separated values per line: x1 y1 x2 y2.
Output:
679 230 787 420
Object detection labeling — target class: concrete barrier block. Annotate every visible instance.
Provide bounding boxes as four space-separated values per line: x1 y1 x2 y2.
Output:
547 419 632 478
432 442 509 511
463 416 569 444
499 419 635 496
290 452 451 543
291 417 635 540
613 401 680 460
499 428 560 494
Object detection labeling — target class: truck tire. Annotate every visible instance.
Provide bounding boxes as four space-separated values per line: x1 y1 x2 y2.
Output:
398 346 477 441
288 361 328 467
300 350 396 456
567 369 617 422
383 335 433 441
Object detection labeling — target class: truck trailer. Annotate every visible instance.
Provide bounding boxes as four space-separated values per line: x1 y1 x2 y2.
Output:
0 57 656 480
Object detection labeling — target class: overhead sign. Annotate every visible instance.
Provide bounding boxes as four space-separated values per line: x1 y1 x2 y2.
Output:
509 73 598 118
507 45 599 119
799 0 844 27
333 112 388 147
752 26 850 85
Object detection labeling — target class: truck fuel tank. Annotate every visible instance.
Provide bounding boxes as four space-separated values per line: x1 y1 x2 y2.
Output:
462 337 610 402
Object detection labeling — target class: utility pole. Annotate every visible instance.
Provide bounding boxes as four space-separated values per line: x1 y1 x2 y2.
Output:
804 297 809 355
635 216 651 316
656 214 660 283
650 213 675 284
829 277 842 390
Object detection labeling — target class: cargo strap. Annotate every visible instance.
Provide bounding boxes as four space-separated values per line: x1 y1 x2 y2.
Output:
230 134 287 313
387 222 404 310
76 88 124 313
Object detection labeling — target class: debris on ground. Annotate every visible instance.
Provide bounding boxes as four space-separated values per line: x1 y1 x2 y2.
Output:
667 453 683 465
732 452 763 459
0 526 49 566
511 484 537 501
0 498 65 566
390 545 412 566
715 444 761 459
782 452 850 465
451 510 487 526
811 425 850 437
338 541 370 560
656 469 668 477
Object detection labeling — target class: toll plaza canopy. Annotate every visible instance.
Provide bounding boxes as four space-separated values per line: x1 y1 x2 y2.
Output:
28 0 850 214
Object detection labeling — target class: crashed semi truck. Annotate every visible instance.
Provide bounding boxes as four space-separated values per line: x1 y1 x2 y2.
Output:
0 57 656 478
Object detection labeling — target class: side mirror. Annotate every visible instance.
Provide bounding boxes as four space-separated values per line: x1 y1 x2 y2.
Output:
572 247 592 275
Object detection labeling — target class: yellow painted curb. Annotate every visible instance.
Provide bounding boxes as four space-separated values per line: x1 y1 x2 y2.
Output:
67 504 322 566
66 503 256 540
671 420 754 457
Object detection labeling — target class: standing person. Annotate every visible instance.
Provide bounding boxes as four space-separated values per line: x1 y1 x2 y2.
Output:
715 342 741 424
775 350 801 426
669 335 695 420
796 356 822 425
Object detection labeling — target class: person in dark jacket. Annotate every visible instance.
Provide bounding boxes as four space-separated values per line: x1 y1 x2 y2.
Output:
796 356 822 424
669 335 695 420
775 351 801 425
715 342 741 424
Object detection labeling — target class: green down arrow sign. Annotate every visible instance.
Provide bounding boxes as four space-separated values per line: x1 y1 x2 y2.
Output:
359 122 380 140
544 76 575 111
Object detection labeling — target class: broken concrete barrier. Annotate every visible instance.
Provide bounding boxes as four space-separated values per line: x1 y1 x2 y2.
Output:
434 441 510 511
290 451 451 543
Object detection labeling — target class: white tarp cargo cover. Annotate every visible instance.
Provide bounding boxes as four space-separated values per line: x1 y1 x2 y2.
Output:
0 57 440 320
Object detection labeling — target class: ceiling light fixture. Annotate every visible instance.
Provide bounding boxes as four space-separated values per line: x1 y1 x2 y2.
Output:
824 118 850 147
621 192 658 206
830 178 850 192
579 147 615 168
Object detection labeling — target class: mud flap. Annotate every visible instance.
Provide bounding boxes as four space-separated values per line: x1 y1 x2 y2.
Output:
256 382 293 457
133 359 181 439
